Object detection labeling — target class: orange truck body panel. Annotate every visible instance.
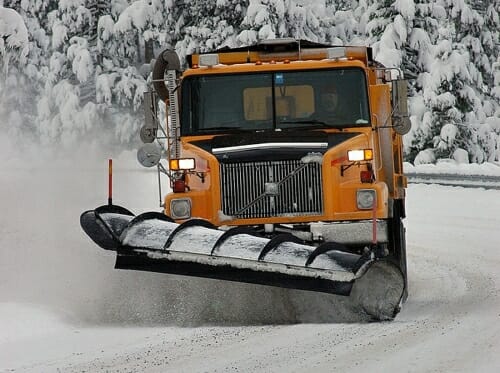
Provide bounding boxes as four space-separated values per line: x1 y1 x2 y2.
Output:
164 45 406 228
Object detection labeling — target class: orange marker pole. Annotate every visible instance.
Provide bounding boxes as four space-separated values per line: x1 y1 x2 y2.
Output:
108 159 113 206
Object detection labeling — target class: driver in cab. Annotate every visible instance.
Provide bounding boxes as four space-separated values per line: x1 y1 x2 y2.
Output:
315 84 347 123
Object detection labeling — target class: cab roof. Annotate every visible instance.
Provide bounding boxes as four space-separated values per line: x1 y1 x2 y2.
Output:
187 39 374 67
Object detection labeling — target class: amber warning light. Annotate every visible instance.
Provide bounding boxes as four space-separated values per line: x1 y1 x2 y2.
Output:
347 149 373 162
169 158 196 171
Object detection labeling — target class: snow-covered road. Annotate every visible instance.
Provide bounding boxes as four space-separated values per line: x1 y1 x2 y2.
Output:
1 151 499 372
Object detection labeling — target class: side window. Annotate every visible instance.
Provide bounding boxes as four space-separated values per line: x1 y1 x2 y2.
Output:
312 70 370 124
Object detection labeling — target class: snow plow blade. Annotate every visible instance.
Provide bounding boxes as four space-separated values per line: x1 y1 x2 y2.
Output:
81 205 405 320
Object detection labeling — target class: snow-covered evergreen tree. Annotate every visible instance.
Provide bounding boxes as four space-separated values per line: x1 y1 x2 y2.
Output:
0 4 33 143
366 0 419 74
0 0 498 162
238 0 287 43
405 0 448 161
238 0 333 45
0 5 28 77
325 0 362 45
285 0 328 42
174 0 245 59
408 0 499 163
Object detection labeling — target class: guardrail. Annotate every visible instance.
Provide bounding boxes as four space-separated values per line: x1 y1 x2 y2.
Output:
406 173 500 190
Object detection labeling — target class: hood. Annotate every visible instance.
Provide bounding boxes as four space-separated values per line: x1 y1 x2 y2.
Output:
188 130 361 163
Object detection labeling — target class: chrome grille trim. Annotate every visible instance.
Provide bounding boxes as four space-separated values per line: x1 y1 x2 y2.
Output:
213 142 328 154
220 160 323 219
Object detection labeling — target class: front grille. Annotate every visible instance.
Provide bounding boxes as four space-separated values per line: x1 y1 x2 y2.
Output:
220 160 323 219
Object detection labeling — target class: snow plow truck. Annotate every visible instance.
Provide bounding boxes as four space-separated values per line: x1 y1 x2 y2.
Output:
81 39 411 320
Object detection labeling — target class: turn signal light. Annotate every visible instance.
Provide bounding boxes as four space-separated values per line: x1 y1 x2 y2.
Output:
169 158 195 170
173 179 186 193
347 149 373 162
360 170 374 183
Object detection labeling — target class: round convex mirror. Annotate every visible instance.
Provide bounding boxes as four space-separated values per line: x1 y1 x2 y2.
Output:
140 125 157 143
394 116 411 135
137 143 162 167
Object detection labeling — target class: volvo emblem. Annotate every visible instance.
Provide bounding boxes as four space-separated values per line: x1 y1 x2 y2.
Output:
264 182 280 196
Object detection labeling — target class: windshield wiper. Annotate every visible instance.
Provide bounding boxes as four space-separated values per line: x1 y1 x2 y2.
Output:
279 119 339 128
199 126 247 132
280 119 327 125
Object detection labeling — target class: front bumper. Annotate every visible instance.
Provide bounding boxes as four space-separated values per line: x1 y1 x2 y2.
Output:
309 220 388 245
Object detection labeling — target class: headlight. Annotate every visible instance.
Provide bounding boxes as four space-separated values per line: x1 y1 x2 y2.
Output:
348 149 373 161
357 189 376 210
170 198 191 219
169 158 195 170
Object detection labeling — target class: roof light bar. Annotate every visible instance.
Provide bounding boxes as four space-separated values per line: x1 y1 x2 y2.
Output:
327 47 346 60
198 54 219 67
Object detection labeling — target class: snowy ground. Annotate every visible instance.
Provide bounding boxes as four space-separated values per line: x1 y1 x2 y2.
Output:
1 147 500 372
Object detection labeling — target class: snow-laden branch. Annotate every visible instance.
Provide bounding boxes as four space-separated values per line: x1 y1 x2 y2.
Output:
0 6 29 76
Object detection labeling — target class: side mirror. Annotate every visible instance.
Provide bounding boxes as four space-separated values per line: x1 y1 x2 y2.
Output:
391 79 411 135
393 116 411 136
137 143 162 168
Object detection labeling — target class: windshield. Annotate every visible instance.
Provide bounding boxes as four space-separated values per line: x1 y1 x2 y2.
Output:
180 68 370 135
